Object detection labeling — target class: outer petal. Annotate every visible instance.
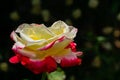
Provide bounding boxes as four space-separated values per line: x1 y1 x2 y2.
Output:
49 20 70 35
16 48 36 58
19 24 54 42
10 31 26 44
15 23 30 33
65 42 83 56
60 57 82 67
12 42 25 49
9 54 57 74
38 36 65 51
36 38 72 59
10 31 17 42
44 56 57 73
56 52 82 67
65 27 78 39
25 35 64 51
21 56 57 74
12 42 36 58
66 42 77 52
9 56 20 64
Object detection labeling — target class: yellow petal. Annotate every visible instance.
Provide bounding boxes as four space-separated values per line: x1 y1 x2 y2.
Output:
25 36 59 50
65 27 77 39
49 20 69 35
11 31 26 44
20 24 55 40
24 38 72 59
41 38 72 56
35 48 71 60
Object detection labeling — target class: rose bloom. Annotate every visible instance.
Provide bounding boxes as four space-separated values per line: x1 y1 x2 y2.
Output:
9 20 82 74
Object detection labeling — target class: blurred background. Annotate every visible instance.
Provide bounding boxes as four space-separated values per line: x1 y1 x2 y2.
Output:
0 0 120 80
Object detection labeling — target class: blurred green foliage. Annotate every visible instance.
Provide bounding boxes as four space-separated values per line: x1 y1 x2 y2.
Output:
0 0 120 80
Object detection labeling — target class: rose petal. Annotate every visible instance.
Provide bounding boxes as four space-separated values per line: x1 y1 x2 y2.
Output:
58 52 82 67
21 58 45 74
44 56 57 73
26 36 64 51
20 24 54 42
20 32 36 42
39 41 56 50
12 42 36 58
60 57 82 67
65 27 78 39
66 42 77 52
9 56 20 64
37 38 72 57
74 51 83 56
12 42 25 50
21 56 56 74
49 20 70 35
10 31 26 44
53 50 83 64
16 49 36 58
10 31 17 42
15 23 30 33
38 36 65 51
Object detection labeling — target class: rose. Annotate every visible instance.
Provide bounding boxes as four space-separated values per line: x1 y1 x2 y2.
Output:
9 20 82 74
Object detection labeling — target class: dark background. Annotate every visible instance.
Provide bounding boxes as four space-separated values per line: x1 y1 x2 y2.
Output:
0 0 120 80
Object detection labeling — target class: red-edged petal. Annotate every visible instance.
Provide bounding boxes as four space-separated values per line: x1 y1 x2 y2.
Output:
66 42 77 52
38 36 65 51
74 51 83 56
12 42 36 58
44 56 57 73
60 58 82 67
19 56 57 74
57 36 65 42
9 56 20 64
10 31 17 41
20 57 45 74
39 41 56 51
56 51 82 67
